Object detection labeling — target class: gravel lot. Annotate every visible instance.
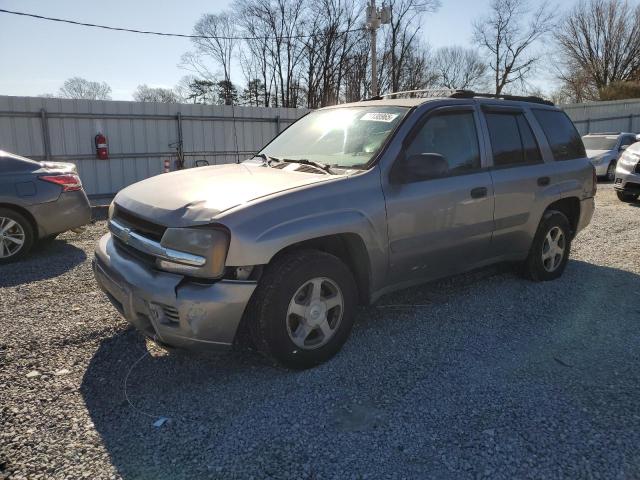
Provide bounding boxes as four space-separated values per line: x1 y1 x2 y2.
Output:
1 183 639 480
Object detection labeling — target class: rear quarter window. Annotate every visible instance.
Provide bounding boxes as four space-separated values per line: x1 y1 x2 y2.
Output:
532 109 586 161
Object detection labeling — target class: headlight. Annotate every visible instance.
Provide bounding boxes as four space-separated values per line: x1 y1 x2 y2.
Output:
158 227 229 278
590 154 605 165
619 151 639 167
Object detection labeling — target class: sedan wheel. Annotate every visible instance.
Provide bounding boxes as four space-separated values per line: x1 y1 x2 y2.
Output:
606 161 616 182
286 277 344 350
0 216 26 259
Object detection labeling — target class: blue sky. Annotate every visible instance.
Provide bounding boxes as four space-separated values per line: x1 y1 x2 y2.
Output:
0 0 551 100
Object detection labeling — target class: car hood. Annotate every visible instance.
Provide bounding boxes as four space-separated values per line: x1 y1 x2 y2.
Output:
114 163 336 226
586 149 612 159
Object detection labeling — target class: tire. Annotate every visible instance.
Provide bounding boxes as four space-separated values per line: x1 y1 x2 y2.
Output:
521 210 572 282
246 250 358 369
606 161 617 182
40 233 59 243
616 191 639 203
0 208 35 264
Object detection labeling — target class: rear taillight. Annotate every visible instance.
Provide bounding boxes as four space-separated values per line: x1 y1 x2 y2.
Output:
39 174 82 192
591 165 597 196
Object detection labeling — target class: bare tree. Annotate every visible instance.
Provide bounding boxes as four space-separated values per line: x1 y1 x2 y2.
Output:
555 0 640 96
433 46 488 90
58 77 112 100
378 0 440 93
133 85 180 103
473 0 553 94
182 12 238 104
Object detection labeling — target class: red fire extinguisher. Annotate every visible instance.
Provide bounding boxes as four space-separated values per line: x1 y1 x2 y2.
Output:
95 133 109 160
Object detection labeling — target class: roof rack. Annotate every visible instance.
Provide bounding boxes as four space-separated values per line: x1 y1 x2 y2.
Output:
370 89 554 106
380 89 460 99
451 90 555 106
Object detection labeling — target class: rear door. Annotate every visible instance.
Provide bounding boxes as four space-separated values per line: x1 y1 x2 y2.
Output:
383 105 495 284
480 106 551 258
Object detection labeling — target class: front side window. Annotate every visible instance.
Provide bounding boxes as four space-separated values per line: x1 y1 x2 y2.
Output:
258 106 409 169
485 112 543 167
533 109 586 161
405 111 481 174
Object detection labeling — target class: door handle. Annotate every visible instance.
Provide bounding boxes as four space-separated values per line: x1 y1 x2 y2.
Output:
537 176 550 186
470 187 488 199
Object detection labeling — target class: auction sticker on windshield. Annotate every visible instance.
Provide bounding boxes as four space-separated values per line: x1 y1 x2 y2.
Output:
361 112 399 123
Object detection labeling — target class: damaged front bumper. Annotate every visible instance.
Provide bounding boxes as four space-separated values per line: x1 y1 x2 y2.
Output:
93 233 256 350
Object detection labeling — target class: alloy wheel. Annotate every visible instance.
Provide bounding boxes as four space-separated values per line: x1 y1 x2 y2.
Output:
541 226 565 273
0 217 26 258
607 162 616 181
286 277 344 350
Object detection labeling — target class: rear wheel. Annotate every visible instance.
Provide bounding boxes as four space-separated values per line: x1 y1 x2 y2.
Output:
246 250 357 369
0 208 35 264
616 191 639 203
521 211 571 282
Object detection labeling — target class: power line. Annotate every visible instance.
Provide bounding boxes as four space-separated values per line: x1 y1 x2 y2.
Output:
0 8 365 40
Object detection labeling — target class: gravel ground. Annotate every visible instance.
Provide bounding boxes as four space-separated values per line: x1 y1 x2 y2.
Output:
1 183 639 480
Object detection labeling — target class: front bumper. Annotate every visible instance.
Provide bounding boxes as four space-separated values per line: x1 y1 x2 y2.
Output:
614 165 640 195
28 190 91 238
590 159 611 176
93 233 257 350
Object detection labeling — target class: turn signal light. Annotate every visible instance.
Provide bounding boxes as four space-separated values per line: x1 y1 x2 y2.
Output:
39 174 83 192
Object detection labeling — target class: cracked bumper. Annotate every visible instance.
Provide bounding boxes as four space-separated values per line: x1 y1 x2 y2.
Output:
93 233 256 350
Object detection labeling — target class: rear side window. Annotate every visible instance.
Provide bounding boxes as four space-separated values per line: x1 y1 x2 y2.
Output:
484 112 542 167
532 109 586 161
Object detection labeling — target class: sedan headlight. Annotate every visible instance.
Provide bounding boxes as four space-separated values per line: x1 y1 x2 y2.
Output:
158 227 229 278
590 154 606 165
619 151 639 168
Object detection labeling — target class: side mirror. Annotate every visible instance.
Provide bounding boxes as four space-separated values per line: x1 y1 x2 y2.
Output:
619 145 628 152
393 153 449 183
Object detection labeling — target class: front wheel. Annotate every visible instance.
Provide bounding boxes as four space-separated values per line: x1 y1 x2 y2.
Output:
606 161 617 182
616 191 639 203
247 250 358 369
521 211 571 282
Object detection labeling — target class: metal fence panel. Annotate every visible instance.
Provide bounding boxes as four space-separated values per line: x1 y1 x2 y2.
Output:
561 99 640 136
0 95 307 196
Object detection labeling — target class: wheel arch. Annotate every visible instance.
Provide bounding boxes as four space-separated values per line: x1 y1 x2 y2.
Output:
544 197 580 238
0 202 39 238
270 233 372 305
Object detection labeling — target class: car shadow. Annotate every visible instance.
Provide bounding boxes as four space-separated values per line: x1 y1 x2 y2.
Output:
80 259 640 479
0 239 87 288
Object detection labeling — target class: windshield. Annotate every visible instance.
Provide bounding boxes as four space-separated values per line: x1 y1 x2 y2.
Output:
582 136 618 151
257 106 409 168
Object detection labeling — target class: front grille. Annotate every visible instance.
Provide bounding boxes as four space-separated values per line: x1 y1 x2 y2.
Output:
113 236 156 267
113 205 167 241
161 305 180 324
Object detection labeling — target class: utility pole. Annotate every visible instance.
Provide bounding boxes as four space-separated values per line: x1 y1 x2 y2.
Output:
366 0 391 97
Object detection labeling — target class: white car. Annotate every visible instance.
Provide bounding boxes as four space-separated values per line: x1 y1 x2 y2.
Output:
614 141 640 202
583 132 637 181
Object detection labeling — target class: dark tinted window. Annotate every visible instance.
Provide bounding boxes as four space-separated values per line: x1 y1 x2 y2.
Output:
621 135 636 147
485 112 542 167
533 109 586 161
407 111 481 174
517 115 543 164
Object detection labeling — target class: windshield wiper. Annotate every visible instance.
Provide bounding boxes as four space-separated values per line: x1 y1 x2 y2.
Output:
252 153 282 166
283 158 333 173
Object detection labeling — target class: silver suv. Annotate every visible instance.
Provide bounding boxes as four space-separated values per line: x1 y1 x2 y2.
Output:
94 91 595 369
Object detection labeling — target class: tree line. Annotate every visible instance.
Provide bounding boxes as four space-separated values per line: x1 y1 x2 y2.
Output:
41 0 640 105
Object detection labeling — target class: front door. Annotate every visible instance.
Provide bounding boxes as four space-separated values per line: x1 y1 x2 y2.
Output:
383 106 495 285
